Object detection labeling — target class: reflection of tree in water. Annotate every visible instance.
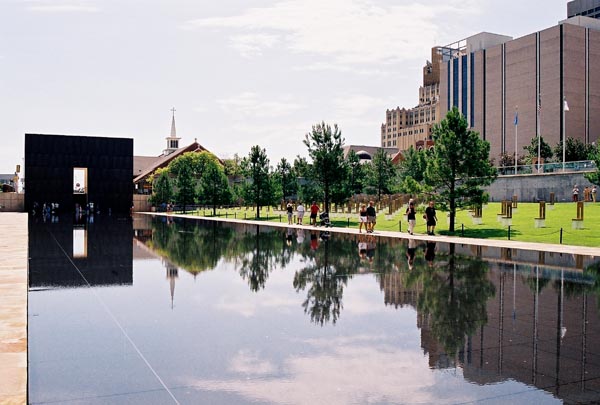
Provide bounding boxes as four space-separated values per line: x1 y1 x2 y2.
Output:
293 233 363 326
234 225 294 292
149 219 235 275
406 243 496 356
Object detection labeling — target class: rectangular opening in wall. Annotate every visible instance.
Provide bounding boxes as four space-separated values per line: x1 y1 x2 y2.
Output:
73 168 87 194
73 228 87 258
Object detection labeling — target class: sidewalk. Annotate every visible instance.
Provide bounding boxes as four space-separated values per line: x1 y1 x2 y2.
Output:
0 213 28 405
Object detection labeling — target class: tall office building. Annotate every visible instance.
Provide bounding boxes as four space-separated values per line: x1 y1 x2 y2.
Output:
439 17 600 161
568 0 600 18
380 47 442 151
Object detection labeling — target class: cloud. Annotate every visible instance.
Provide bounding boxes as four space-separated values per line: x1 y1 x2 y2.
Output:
24 0 99 13
217 92 304 118
229 350 277 375
293 62 392 76
181 335 450 405
230 33 281 58
183 0 484 65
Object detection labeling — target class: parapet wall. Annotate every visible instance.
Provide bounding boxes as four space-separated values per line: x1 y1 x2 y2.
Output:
0 193 24 212
485 172 594 202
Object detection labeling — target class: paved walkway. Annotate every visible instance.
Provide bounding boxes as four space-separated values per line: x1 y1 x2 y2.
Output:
147 212 600 256
0 213 27 405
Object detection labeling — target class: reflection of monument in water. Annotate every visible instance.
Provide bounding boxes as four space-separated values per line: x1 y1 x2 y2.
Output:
378 260 600 403
29 216 133 288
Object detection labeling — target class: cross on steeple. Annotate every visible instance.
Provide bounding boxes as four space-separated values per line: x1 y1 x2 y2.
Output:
164 107 181 155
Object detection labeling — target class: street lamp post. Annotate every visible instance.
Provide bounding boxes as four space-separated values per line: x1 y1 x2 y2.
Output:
563 97 569 172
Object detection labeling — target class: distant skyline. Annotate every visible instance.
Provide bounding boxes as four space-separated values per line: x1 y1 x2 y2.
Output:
1 0 567 174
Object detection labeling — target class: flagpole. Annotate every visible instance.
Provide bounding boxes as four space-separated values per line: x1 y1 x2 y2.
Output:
563 97 567 172
537 96 541 173
514 106 518 175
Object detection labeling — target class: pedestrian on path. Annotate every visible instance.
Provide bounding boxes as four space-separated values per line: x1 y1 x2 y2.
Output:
406 199 416 235
359 203 368 233
310 201 320 226
366 201 377 233
425 201 437 235
296 202 305 224
286 200 294 224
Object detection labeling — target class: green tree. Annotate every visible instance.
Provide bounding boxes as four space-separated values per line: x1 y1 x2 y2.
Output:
199 160 231 216
304 122 347 212
522 136 553 163
150 168 173 208
397 146 429 196
223 153 243 178
365 148 396 201
275 157 297 199
553 137 593 162
585 144 600 184
174 163 196 213
425 107 497 232
345 150 365 195
241 145 273 219
169 151 219 179
293 156 321 203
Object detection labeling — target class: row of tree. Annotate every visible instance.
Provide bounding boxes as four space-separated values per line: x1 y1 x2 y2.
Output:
150 122 400 218
154 107 600 233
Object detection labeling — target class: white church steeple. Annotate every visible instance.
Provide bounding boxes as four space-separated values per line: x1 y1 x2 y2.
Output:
164 107 181 155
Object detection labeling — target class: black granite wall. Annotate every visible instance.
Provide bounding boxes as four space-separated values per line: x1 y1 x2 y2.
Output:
25 134 133 214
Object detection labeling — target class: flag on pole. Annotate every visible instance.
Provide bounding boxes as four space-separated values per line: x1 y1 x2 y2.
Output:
514 111 518 126
563 98 569 112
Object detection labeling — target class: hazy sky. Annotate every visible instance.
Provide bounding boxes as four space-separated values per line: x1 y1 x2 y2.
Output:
1 0 567 173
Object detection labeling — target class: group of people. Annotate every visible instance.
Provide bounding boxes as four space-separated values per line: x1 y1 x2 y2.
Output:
572 185 597 202
358 201 377 233
286 200 322 226
405 199 438 236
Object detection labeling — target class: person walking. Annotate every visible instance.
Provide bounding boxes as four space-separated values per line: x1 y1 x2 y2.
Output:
296 201 305 224
358 203 368 233
592 185 597 203
406 200 416 235
572 185 579 202
424 201 438 235
310 201 320 226
366 200 377 233
286 200 294 224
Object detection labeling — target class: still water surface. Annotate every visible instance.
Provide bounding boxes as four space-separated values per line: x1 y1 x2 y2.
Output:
28 215 600 404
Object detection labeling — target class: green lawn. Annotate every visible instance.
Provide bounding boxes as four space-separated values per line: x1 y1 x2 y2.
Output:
180 202 600 247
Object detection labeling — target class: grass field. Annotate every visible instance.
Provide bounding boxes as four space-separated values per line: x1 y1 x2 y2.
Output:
182 202 600 247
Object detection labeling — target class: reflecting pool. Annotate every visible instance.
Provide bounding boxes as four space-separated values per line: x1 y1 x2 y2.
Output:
28 215 600 404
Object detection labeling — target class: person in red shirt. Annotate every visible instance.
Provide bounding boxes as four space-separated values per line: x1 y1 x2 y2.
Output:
310 201 320 226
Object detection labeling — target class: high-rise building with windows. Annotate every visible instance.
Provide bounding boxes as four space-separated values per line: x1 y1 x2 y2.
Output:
380 48 442 151
439 17 600 161
568 0 600 19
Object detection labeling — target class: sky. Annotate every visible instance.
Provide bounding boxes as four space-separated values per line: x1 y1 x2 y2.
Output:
0 0 568 174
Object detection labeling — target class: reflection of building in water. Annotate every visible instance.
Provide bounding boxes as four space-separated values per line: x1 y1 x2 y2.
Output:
378 272 455 369
378 262 600 403
460 266 600 403
379 273 421 309
29 217 133 288
166 264 178 309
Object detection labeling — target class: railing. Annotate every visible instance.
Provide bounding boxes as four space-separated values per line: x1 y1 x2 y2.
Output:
497 160 597 176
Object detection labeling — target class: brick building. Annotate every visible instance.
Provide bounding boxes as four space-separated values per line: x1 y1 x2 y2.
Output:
439 17 600 162
380 47 442 151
